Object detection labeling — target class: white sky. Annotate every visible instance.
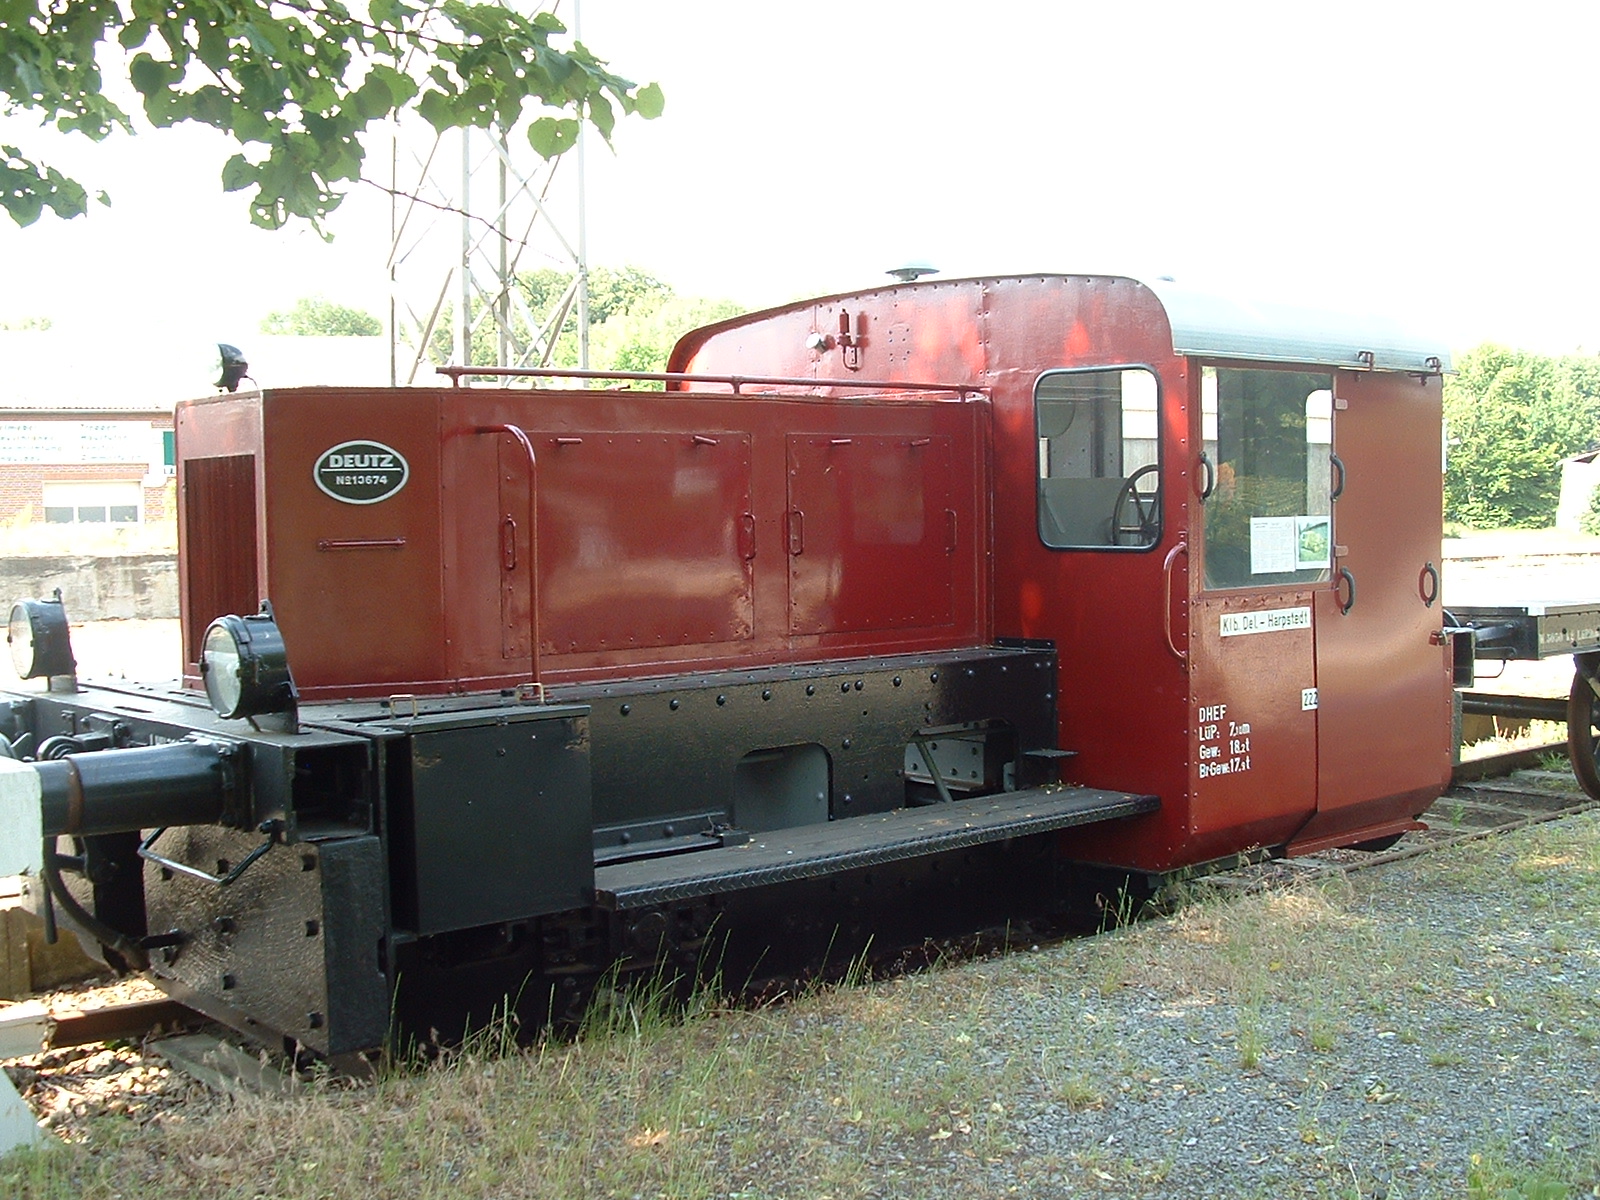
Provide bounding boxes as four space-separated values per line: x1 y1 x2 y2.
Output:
2 1 1598 356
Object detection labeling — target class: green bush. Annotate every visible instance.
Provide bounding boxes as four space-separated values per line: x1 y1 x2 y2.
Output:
1445 345 1600 529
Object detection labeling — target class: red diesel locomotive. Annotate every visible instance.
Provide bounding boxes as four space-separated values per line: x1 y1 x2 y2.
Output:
0 273 1455 1058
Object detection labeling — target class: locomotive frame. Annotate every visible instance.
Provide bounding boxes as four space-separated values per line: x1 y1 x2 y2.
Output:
0 273 1461 1059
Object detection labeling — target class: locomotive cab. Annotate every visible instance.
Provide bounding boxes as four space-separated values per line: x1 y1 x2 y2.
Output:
675 275 1455 873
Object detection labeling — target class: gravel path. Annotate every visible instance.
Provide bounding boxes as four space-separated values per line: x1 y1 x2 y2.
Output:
1000 881 1597 1198
837 813 1600 1199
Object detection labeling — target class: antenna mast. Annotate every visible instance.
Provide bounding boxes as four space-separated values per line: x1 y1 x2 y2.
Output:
386 1 590 384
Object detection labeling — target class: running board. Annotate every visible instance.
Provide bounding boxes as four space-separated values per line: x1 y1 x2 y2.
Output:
595 786 1158 910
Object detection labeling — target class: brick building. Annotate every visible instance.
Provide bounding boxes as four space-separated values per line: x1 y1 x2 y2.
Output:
0 331 388 535
0 404 175 530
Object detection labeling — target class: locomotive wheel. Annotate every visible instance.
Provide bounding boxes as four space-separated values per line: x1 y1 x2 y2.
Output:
1568 667 1600 801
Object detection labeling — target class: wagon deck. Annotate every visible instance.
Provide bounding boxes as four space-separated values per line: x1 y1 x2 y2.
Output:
1449 595 1600 798
1449 599 1600 661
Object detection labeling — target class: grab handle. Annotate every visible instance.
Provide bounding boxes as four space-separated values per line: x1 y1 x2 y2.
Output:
1163 541 1189 664
1419 561 1440 608
1336 566 1357 615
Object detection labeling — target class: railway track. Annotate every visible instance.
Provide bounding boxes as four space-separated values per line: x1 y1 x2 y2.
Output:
1203 741 1597 894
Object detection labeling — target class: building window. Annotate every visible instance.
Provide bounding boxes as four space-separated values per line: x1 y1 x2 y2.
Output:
40 482 143 526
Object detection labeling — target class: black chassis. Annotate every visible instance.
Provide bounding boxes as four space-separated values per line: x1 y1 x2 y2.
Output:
0 640 1064 1057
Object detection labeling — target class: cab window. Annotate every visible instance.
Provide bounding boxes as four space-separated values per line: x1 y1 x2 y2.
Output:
1200 366 1334 589
1035 367 1161 549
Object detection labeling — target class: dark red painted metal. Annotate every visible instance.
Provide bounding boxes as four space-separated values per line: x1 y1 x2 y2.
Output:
786 434 956 635
317 538 408 551
1162 541 1189 663
1290 369 1453 852
177 385 989 699
1183 588 1320 860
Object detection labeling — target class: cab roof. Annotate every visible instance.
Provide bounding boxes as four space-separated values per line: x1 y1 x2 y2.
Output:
1143 277 1450 374
670 273 1452 376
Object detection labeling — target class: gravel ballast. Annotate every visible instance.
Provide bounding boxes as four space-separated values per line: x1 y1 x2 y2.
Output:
719 807 1598 1200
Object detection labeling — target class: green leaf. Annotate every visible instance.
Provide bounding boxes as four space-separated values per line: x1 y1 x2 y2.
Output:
586 94 615 140
1444 344 1600 527
416 89 455 134
0 148 90 225
127 53 174 97
368 0 408 26
458 81 499 126
633 81 665 120
261 296 382 336
219 152 255 192
187 84 234 128
527 116 578 158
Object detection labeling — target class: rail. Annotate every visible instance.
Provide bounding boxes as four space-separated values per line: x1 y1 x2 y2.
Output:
437 364 988 398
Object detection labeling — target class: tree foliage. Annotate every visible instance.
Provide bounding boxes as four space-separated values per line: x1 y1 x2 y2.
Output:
1444 345 1600 529
526 266 742 376
0 1 663 229
260 296 381 336
586 291 744 376
517 264 676 332
431 265 742 376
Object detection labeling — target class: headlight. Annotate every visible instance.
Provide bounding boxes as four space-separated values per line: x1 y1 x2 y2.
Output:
199 608 295 720
8 592 75 681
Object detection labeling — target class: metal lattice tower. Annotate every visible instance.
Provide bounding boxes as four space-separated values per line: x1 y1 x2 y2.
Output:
385 2 589 385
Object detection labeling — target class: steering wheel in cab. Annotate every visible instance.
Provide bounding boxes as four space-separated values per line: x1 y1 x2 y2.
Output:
1110 463 1160 547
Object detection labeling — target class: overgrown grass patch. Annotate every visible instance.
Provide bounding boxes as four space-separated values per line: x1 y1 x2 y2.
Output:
1045 872 1425 1011
1466 1135 1600 1200
8 812 1600 1198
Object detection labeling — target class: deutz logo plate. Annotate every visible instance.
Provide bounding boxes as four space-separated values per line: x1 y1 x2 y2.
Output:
314 440 409 504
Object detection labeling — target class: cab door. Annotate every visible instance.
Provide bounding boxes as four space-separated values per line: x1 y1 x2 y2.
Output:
1188 366 1332 858
1292 369 1452 851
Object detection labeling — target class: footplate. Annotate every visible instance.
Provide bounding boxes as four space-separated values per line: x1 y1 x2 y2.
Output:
595 786 1158 909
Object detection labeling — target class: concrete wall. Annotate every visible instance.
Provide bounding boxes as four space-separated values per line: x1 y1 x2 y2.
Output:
0 555 178 621
0 879 99 1000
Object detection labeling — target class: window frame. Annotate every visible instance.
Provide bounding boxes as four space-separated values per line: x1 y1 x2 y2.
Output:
1196 361 1336 593
1033 363 1165 553
40 480 144 528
